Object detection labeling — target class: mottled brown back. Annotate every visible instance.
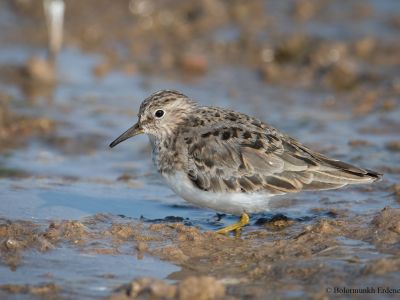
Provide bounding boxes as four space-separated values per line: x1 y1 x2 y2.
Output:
161 106 382 195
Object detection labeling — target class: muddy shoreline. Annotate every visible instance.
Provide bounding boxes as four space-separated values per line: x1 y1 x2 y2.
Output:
0 0 399 299
1 206 400 299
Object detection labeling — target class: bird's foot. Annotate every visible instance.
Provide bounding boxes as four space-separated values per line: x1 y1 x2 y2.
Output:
216 213 250 235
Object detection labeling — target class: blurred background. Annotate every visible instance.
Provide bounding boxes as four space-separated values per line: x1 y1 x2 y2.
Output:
0 0 399 299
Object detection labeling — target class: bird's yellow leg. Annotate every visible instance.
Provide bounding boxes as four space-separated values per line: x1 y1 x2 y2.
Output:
216 213 250 235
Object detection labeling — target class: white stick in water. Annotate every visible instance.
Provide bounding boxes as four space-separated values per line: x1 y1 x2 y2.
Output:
43 0 65 62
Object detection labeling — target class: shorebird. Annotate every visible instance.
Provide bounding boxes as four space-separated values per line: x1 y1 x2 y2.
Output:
110 90 382 234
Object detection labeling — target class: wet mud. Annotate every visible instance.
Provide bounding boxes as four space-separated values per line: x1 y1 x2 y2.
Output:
1 207 400 299
0 0 399 299
0 98 54 155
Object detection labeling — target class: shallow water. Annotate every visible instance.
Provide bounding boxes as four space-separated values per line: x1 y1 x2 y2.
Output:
1 247 178 298
1 46 398 298
0 1 399 299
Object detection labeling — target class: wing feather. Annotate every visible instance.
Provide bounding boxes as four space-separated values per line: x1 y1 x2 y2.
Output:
182 114 381 194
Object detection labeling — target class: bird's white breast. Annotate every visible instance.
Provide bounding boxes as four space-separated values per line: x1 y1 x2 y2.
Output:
162 172 274 215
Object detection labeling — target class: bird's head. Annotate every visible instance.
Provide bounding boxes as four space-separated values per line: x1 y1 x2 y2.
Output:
109 90 197 148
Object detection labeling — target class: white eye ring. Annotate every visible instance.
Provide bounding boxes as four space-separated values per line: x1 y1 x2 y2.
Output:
154 109 165 118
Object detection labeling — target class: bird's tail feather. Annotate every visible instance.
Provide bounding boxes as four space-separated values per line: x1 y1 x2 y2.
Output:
301 158 382 191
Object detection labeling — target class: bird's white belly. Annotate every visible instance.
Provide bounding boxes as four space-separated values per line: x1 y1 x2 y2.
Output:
162 172 275 215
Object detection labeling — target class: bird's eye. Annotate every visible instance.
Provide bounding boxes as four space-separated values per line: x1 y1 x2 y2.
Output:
154 109 165 118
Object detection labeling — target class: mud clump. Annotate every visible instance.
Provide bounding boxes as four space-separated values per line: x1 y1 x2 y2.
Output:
386 141 400 152
254 214 294 229
44 220 89 245
0 219 53 270
369 207 400 246
291 0 318 21
178 276 225 300
0 282 59 297
323 60 359 91
393 184 400 203
108 276 225 300
110 223 138 240
25 56 56 83
0 97 54 153
348 139 373 148
363 257 400 275
111 278 176 300
179 53 208 76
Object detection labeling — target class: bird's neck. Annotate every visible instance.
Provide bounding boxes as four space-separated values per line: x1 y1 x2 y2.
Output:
148 134 182 175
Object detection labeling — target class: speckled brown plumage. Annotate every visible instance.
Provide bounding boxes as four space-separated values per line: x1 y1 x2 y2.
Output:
110 90 382 215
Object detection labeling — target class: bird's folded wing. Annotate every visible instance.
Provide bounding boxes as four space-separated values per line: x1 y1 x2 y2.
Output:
185 127 380 194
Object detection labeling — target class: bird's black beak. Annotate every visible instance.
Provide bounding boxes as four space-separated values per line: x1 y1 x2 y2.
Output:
109 122 144 148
